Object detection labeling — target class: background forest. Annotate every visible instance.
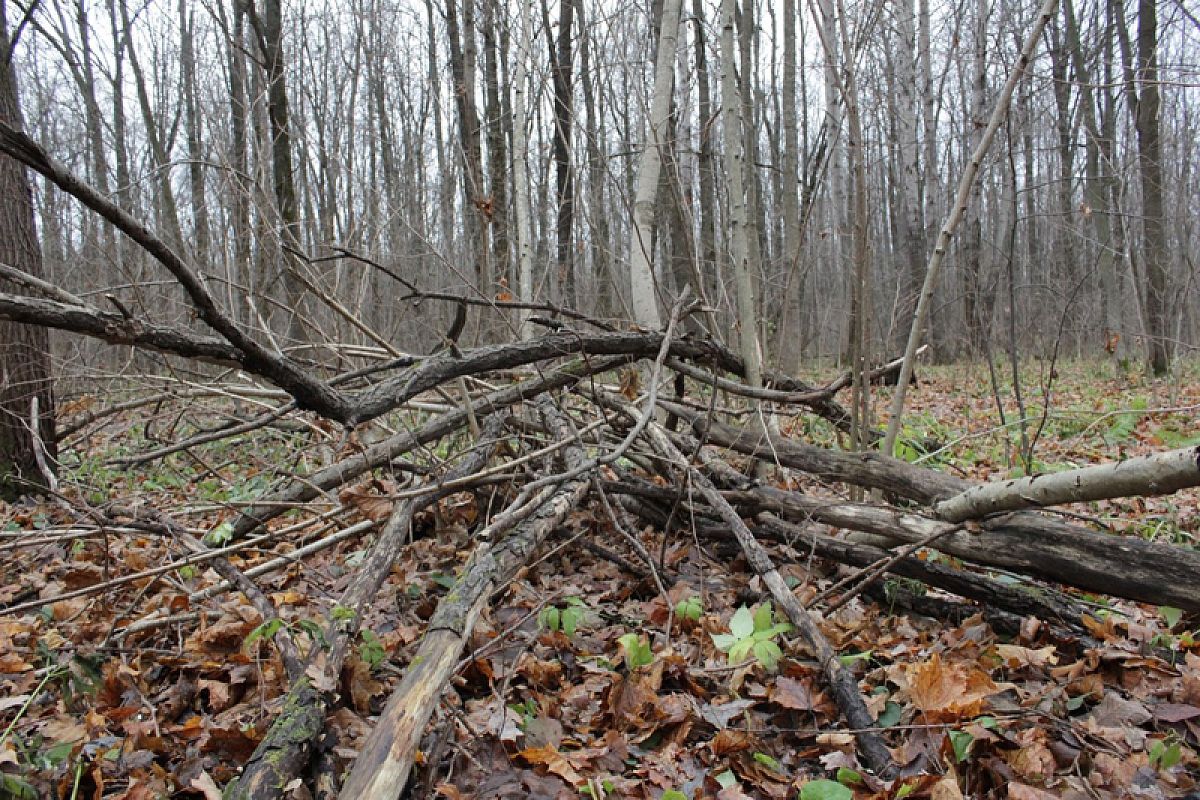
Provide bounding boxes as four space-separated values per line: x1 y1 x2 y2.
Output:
7 0 1199 376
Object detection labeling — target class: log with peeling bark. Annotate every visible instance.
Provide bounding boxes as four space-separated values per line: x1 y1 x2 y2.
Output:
661 402 1200 610
736 485 1200 611
751 514 1089 627
621 395 898 778
224 418 503 800
338 394 591 799
616 487 1088 634
933 445 1200 521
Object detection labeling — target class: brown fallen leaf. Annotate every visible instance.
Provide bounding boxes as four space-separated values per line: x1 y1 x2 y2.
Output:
906 652 1001 719
517 744 584 787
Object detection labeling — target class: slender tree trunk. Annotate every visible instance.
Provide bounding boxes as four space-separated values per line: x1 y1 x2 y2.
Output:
118 0 184 249
1064 0 1124 366
224 0 254 324
0 2 57 498
446 0 492 340
547 0 576 308
254 0 307 345
838 0 871 454
512 0 534 337
894 0 925 352
720 0 762 392
578 4 613 318
691 0 720 323
780 0 801 370
961 0 988 356
481 0 510 292
1133 0 1169 375
179 0 210 264
628 0 683 329
72 0 113 258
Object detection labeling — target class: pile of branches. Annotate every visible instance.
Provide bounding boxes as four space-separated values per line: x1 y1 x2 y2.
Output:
3 121 1200 798
23 307 1195 798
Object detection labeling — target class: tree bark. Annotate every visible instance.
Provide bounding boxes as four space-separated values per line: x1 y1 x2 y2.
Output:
628 0 683 329
0 2 56 499
881 0 1060 457
720 0 762 393
1133 0 1170 375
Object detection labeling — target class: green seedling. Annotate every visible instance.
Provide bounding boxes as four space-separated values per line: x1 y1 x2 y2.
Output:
617 633 654 669
711 603 792 672
539 597 588 636
674 596 702 622
1148 736 1182 772
358 629 386 670
949 728 974 763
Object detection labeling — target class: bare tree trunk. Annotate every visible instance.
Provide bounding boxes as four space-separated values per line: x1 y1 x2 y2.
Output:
512 0 534 337
446 0 492 340
481 0 510 292
628 0 683 329
779 0 801 371
1064 0 1124 366
223 0 254 324
720 0 762 392
252 0 307 346
690 0 720 323
837 0 871 454
179 0 210 264
961 0 988 356
882 0 1060 456
578 5 613 318
546 0 576 308
1133 0 1169 375
118 0 184 250
894 0 925 352
0 2 56 498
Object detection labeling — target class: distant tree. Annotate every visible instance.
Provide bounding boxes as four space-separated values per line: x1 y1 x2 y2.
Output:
0 0 57 498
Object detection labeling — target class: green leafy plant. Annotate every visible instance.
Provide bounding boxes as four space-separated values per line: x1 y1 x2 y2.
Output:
661 791 689 800
753 752 781 771
714 770 738 790
835 767 862 786
711 603 792 672
798 779 852 800
617 633 654 669
948 729 974 763
837 650 873 668
204 520 235 546
1148 736 1182 772
358 629 386 670
539 597 588 636
674 596 703 622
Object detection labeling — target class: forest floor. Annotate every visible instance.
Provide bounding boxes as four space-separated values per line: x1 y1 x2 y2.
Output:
1 359 1198 799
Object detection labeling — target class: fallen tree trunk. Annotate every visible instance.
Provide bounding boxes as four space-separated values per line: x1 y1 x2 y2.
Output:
752 514 1089 627
615 486 1088 631
224 417 503 800
339 395 591 799
934 445 1200 521
738 485 1200 611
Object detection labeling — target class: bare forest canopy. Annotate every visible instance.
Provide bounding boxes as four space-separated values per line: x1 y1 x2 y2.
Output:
1 0 1197 367
1 0 1200 798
